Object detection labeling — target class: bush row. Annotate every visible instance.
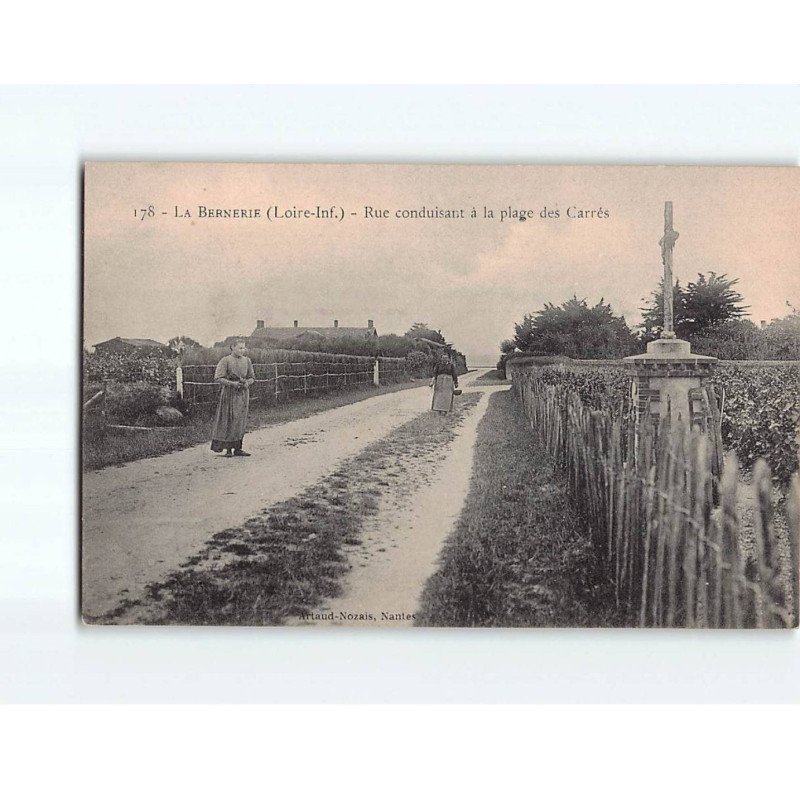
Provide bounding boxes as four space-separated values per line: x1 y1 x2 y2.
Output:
510 361 800 483
715 363 800 483
84 381 187 426
217 332 469 373
84 350 178 386
84 340 469 425
185 342 467 378
523 365 632 416
85 336 468 387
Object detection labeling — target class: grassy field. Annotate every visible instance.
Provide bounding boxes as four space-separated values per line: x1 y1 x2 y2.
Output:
83 379 422 471
416 390 620 627
96 392 483 625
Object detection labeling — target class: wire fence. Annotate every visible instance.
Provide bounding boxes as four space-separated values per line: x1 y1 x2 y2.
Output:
514 372 800 628
179 355 410 406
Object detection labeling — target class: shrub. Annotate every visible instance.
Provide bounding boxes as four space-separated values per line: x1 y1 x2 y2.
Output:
530 365 631 416
716 363 800 482
82 409 107 446
104 382 178 424
510 360 800 483
84 350 177 386
405 349 433 378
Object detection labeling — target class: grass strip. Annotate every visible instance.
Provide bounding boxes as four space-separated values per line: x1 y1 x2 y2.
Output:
474 369 510 384
83 378 422 471
416 390 621 627
97 392 483 625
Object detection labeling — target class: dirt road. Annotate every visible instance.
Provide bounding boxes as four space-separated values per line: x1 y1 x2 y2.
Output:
295 384 510 627
82 373 488 618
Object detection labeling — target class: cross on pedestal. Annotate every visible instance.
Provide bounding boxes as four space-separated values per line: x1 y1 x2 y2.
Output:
659 201 679 338
625 200 719 466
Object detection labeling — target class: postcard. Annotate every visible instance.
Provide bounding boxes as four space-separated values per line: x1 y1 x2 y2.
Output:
82 163 800 627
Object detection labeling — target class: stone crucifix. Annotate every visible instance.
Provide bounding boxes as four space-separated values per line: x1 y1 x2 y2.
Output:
659 201 679 339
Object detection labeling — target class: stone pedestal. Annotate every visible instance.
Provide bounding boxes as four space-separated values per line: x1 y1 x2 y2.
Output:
623 338 717 427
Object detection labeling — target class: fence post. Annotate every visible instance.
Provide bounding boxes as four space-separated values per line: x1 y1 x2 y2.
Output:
304 371 308 394
176 365 183 399
373 358 380 387
274 363 279 398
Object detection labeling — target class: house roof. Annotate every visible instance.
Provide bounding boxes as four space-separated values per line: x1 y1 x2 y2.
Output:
413 336 448 349
94 337 167 349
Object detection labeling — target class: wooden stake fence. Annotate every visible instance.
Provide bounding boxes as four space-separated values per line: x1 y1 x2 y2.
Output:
178 355 409 406
515 374 799 628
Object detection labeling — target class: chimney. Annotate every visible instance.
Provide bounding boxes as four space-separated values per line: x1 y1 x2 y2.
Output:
760 320 767 329
256 319 265 329
367 319 374 329
294 320 298 328
334 319 339 328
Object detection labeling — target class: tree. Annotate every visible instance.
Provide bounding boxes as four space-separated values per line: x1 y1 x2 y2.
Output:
684 272 748 334
512 314 536 352
763 307 800 359
689 319 767 360
671 305 799 360
402 323 468 375
640 272 748 340
496 339 517 378
168 335 202 354
404 322 446 345
510 296 639 359
499 339 516 354
639 280 688 340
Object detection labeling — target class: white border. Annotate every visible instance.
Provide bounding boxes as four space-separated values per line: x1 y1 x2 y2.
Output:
1 85 799 704
4 3 800 83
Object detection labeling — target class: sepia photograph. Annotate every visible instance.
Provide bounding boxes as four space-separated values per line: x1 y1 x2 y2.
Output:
81 162 800 628
5 21 800 795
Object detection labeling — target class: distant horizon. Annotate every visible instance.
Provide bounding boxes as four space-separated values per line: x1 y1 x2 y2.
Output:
88 325 503 368
84 164 800 366
85 293 793 371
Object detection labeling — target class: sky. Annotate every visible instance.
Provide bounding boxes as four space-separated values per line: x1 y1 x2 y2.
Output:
84 163 800 366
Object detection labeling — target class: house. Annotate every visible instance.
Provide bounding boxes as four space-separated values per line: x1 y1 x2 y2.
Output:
93 337 169 354
216 318 378 348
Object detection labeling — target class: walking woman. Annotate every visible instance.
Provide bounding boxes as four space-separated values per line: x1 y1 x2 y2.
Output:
430 351 459 414
210 340 255 457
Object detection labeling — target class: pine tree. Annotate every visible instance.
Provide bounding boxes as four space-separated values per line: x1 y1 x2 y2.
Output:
640 272 747 340
510 297 638 359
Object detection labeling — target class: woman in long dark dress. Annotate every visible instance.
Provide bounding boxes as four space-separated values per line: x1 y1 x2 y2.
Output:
430 352 459 413
210 340 255 456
